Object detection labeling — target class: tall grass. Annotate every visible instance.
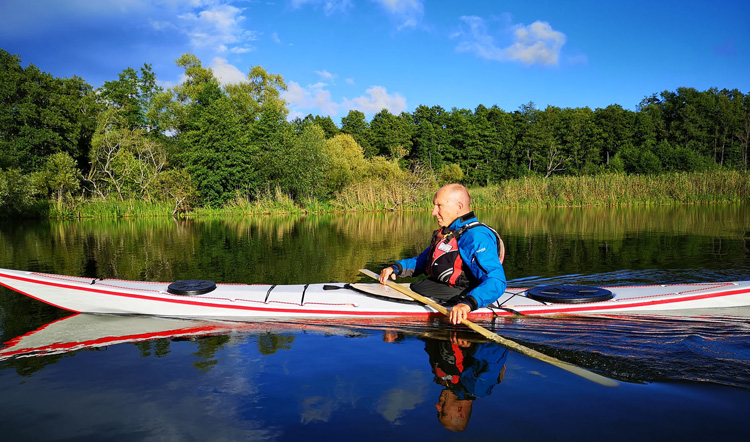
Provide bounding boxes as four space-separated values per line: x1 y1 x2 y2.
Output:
469 171 750 209
65 199 174 218
45 170 749 219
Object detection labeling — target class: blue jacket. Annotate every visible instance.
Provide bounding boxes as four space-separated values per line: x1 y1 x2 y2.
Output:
394 213 507 309
455 344 508 400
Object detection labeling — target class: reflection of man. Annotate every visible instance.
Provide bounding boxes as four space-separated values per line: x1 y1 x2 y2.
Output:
424 334 508 432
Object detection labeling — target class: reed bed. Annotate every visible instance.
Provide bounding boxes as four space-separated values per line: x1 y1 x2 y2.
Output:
44 171 749 219
65 199 175 218
469 171 750 209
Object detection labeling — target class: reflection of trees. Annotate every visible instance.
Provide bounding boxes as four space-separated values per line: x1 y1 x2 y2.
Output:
255 333 294 355
192 335 231 374
0 205 747 288
135 339 171 358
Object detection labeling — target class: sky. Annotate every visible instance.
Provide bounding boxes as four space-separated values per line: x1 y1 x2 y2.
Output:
1 0 748 122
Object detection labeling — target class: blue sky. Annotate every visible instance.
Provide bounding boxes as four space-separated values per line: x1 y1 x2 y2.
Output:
1 0 748 121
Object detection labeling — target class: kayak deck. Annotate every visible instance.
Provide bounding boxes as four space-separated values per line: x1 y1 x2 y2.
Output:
1 268 750 319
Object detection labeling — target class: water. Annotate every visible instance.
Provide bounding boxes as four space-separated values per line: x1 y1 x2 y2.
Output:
1 205 749 441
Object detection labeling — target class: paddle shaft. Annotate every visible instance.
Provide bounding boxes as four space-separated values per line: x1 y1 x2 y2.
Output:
359 269 618 387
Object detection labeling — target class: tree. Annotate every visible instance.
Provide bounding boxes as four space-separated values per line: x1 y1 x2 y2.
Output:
323 134 367 193
260 124 328 200
341 110 374 157
87 108 168 201
370 109 412 159
410 105 450 170
98 64 163 131
45 152 82 212
593 104 635 165
0 49 97 172
180 96 256 206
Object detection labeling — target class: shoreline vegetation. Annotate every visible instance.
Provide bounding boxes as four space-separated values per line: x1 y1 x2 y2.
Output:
2 49 749 221
41 170 750 219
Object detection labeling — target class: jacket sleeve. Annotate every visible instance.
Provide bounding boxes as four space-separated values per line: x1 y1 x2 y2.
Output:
457 227 507 309
393 245 431 278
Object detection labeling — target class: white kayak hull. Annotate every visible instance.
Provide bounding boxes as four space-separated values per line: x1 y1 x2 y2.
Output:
2 268 750 319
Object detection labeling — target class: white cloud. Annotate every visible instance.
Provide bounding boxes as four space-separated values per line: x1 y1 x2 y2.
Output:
290 0 353 16
372 0 424 30
210 57 248 85
177 3 258 53
282 82 407 119
271 32 282 44
283 81 340 116
230 46 254 54
315 70 336 81
342 86 407 115
455 16 567 66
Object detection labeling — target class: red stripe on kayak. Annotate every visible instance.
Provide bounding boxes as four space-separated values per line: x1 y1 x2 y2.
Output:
0 272 438 317
498 286 750 316
0 280 81 313
3 271 749 317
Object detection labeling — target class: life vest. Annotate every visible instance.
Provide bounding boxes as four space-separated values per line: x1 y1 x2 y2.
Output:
426 222 505 288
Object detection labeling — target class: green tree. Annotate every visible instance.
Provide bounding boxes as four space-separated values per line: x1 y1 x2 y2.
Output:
593 104 635 165
370 109 413 159
0 49 97 172
180 96 256 206
87 108 168 201
261 124 328 200
323 134 367 193
45 152 82 212
410 105 450 170
341 110 374 157
98 64 163 131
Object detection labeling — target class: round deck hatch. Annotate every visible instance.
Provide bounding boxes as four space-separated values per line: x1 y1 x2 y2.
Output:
527 285 613 304
167 280 217 296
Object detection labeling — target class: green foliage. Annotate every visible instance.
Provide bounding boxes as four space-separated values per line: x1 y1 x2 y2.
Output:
98 64 162 131
2 47 750 219
45 152 82 212
259 124 328 200
154 169 198 215
180 96 256 206
0 49 97 172
341 110 375 157
370 109 413 158
0 168 48 217
438 163 463 186
323 133 367 192
88 108 168 201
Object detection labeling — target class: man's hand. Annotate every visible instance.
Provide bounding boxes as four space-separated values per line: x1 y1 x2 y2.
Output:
449 303 471 325
379 267 396 285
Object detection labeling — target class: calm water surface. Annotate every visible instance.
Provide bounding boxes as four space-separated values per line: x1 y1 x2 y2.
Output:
1 205 749 441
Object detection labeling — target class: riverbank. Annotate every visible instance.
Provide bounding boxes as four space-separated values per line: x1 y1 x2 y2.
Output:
40 170 750 219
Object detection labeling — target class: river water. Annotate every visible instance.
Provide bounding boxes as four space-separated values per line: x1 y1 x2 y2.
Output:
1 205 749 441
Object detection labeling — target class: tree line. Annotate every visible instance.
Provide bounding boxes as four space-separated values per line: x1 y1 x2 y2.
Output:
1 48 748 217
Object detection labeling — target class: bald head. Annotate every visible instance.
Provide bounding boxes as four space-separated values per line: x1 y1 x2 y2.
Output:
431 183 472 227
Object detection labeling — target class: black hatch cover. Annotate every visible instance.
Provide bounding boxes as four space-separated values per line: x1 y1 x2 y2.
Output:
167 280 217 296
527 285 614 304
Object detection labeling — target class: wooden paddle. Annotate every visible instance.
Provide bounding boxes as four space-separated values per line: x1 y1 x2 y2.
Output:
359 269 618 387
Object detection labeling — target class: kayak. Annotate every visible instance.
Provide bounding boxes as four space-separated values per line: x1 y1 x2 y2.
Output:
2 267 750 319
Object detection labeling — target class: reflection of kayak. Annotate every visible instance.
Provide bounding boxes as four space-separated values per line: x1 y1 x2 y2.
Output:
0 314 232 360
1 267 750 319
0 313 357 361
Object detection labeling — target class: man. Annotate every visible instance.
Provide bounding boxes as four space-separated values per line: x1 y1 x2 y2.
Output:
379 183 507 325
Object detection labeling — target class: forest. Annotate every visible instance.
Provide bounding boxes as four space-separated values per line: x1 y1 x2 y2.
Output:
1 48 749 218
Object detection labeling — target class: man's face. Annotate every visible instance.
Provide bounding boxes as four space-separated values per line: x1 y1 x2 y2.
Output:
431 189 462 228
